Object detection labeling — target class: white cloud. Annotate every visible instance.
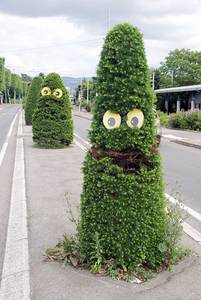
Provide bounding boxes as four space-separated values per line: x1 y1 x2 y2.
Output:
0 13 103 77
0 0 201 77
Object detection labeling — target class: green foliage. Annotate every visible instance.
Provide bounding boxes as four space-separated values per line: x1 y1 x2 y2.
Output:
0 57 5 91
89 232 104 273
168 247 191 269
157 111 169 127
156 49 201 88
151 68 173 90
10 73 24 100
5 69 11 89
80 99 92 112
80 153 167 268
79 24 171 269
21 73 32 82
22 81 29 97
89 24 157 154
25 76 43 125
32 72 73 148
168 111 201 131
46 201 189 281
46 234 81 267
157 203 183 262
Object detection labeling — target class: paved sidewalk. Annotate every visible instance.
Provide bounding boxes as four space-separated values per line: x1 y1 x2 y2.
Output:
22 120 201 300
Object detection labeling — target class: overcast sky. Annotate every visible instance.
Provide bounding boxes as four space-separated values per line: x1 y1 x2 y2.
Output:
0 0 201 77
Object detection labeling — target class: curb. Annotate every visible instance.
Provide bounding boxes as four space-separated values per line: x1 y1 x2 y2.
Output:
162 126 201 134
172 140 201 150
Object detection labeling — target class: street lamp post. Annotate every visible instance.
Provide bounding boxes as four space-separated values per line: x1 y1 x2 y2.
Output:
87 81 89 104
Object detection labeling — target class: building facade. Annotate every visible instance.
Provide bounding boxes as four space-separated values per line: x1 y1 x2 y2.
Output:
155 85 201 113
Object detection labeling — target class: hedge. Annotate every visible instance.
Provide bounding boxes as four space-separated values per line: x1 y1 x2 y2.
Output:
25 76 43 125
168 110 201 131
32 72 73 148
79 23 167 268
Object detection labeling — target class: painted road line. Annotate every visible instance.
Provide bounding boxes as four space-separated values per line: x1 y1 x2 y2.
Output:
166 193 201 223
74 139 88 152
0 112 30 300
0 112 18 167
182 222 201 244
74 133 90 146
75 136 201 246
162 134 186 141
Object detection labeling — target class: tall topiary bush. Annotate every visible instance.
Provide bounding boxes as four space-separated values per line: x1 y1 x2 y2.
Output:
25 76 43 125
79 24 167 269
32 73 73 148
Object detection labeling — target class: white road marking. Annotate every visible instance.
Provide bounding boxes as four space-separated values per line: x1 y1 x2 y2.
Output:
0 112 30 299
0 112 18 167
166 193 201 223
74 139 88 152
182 222 201 244
162 134 186 141
74 134 201 246
74 133 90 146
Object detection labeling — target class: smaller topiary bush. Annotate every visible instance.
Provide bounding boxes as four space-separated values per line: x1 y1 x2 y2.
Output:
168 110 201 131
32 73 73 148
25 76 43 125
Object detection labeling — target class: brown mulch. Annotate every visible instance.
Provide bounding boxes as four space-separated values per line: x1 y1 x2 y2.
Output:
91 147 157 173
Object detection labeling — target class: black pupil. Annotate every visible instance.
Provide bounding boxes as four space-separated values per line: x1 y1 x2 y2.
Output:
131 117 139 126
44 90 48 94
108 117 115 127
56 91 60 96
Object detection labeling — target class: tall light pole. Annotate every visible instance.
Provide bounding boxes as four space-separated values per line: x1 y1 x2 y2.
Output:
152 70 155 90
108 8 111 31
87 80 89 104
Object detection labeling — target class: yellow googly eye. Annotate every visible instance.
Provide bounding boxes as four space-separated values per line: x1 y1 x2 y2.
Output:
103 111 121 129
53 88 63 99
41 87 51 96
126 109 144 129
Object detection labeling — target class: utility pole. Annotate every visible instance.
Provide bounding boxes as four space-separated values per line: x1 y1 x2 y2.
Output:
87 81 89 104
152 71 155 90
108 8 111 31
78 81 81 111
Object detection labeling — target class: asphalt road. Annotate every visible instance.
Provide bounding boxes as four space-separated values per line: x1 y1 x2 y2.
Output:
73 114 201 232
0 105 20 150
0 104 20 280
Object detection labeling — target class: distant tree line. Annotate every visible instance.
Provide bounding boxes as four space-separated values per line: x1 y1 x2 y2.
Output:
0 57 31 103
151 49 201 89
